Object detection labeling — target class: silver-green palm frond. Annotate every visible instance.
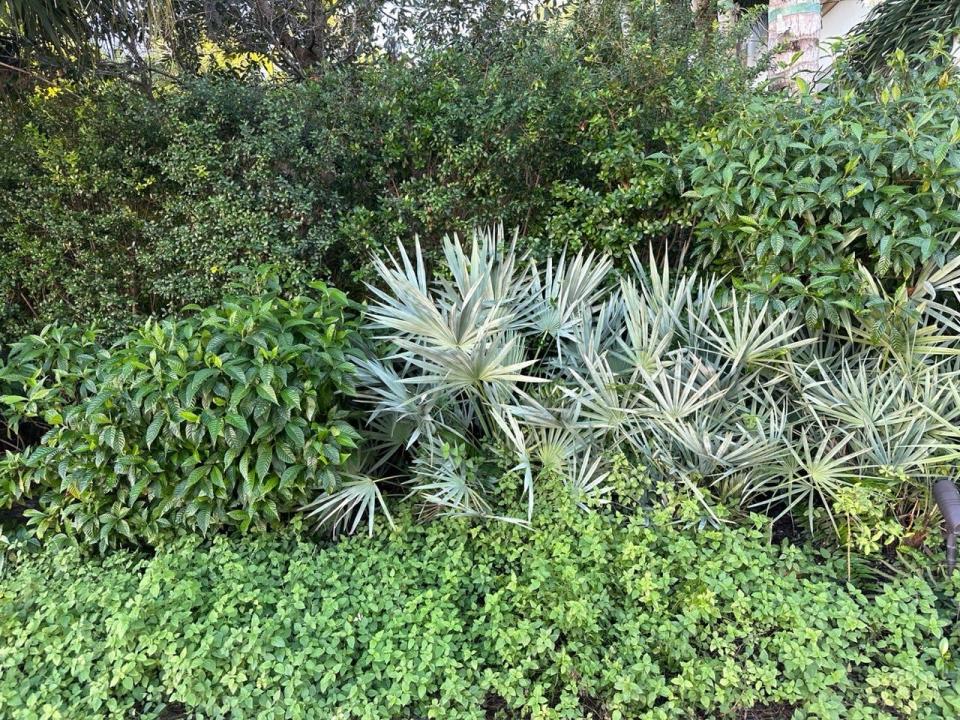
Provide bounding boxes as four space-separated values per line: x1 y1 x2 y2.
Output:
440 226 530 313
745 430 867 533
801 357 960 473
911 248 960 334
629 246 703 323
697 294 815 375
567 353 644 438
615 275 677 376
575 292 627 371
800 357 903 430
635 350 727 423
529 424 583 476
845 266 960 364
354 356 431 444
407 447 492 519
302 473 395 538
566 448 612 510
401 332 544 406
488 407 537 519
652 401 789 491
860 420 949 482
366 238 464 348
527 249 613 347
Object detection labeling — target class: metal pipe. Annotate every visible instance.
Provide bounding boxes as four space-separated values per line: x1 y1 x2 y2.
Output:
933 480 960 575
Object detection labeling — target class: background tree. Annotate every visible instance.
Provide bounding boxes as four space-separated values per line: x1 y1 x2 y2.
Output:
0 0 554 82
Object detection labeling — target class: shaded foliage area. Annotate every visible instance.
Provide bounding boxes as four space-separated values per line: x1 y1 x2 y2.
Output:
0 0 756 344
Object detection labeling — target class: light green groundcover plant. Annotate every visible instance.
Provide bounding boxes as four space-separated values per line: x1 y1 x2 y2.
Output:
314 226 960 553
1 473 958 720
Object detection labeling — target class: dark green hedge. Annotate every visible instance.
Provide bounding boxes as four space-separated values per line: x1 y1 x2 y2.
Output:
2 486 958 719
3 10 960 345
0 1 755 344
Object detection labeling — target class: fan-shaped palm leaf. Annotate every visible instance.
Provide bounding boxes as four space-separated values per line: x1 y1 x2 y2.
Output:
302 474 395 537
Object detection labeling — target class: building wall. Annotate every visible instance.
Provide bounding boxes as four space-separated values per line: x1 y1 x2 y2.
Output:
817 0 873 71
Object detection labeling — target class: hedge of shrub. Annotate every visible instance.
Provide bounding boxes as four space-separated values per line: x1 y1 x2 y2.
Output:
674 46 960 326
5 31 960 347
0 0 756 344
2 480 958 720
5 231 960 556
3 6 960 719
0 278 361 550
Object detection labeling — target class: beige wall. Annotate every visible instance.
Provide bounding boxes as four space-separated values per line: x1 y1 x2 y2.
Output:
818 0 873 71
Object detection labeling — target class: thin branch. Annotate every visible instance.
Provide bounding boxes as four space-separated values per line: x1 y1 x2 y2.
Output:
0 60 81 98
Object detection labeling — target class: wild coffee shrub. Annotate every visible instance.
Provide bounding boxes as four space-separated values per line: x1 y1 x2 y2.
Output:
676 46 960 326
0 324 104 455
0 280 362 549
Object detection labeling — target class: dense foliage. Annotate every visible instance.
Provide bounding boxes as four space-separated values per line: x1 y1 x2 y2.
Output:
0 279 361 549
0 323 104 454
5 33 960 342
330 230 958 559
0 0 756 343
674 48 960 326
4 231 960 557
2 484 958 719
3 4 960 717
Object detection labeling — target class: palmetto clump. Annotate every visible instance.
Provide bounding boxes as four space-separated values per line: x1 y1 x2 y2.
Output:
306 227 960 539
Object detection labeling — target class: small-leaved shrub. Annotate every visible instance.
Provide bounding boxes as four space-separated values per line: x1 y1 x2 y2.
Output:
0 474 957 719
0 0 756 343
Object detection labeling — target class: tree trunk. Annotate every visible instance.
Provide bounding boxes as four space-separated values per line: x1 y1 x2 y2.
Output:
768 0 822 86
690 0 713 29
